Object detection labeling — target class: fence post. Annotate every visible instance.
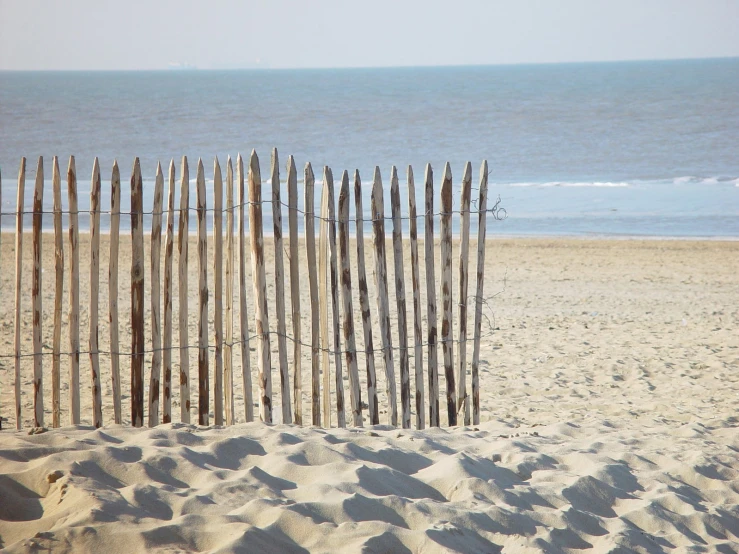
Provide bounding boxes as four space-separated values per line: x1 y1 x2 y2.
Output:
326 167 345 428
287 155 302 425
148 162 164 427
31 156 44 428
304 163 321 426
237 154 254 422
271 149 292 424
425 164 439 427
52 157 64 428
131 157 145 427
196 158 210 426
109 161 122 424
440 162 456 426
67 156 81 425
248 150 273 423
471 160 489 426
162 160 176 424
457 162 472 425
407 165 425 430
354 171 378 425
13 157 26 430
89 157 102 428
213 157 224 426
225 156 235 425
339 171 362 427
371 167 398 427
178 156 191 423
319 169 331 427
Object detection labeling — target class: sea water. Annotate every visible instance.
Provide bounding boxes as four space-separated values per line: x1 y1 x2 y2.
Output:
1 59 738 237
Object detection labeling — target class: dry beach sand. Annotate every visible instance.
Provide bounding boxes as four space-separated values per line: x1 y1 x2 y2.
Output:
0 235 738 552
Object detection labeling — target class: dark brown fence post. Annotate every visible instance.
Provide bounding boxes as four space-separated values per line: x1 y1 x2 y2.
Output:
148 162 164 427
178 156 191 423
52 157 64 428
425 164 439 427
213 157 224 426
196 158 210 425
32 156 44 428
407 165 425 430
471 160 489 426
163 160 176 424
457 162 472 425
440 162 455 426
67 156 81 425
131 157 145 427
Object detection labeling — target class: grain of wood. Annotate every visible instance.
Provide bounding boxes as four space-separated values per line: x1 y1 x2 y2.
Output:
131 158 145 427
13 157 26 430
162 160 176 424
148 162 164 427
353 170 378 425
271 149 292 424
407 165 425 430
319 169 331 427
237 154 254 422
371 167 398 427
457 162 472 426
304 163 321 426
89 157 102 428
32 156 44 428
471 160 489 426
178 157 191 422
213 157 224 426
248 150 273 423
338 171 362 427
390 166 411 429
287 156 302 425
109 161 122 424
52 157 64 428
224 156 235 425
196 159 210 426
67 156 81 425
440 162 456 426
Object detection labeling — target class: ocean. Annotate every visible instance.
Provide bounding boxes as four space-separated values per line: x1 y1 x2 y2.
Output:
1 59 738 237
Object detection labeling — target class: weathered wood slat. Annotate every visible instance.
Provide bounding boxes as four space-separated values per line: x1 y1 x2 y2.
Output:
178 157 190 422
325 167 345 428
424 164 439 427
457 162 472 426
148 162 164 427
109 161 122 424
353 170 378 425
13 157 26 430
67 156 81 425
271 149 292 424
407 165 425 430
213 157 224 426
224 156 235 425
287 156 302 425
131 158 145 427
237 154 254 422
304 163 321 426
52 157 64 428
338 171 362 427
196 159 210 426
32 156 44 428
163 160 176 424
471 160 489 426
440 162 456 426
248 150 273 423
319 169 330 428
371 167 398 427
89 157 102 428
390 166 410 429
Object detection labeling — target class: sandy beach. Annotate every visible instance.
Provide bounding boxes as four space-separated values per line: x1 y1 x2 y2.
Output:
0 235 737 552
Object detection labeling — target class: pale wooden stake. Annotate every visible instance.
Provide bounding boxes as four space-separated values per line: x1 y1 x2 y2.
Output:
131 158 145 427
325 167 345 428
31 156 44 428
213 157 224 426
109 161 122 424
457 162 472 426
224 157 234 425
271 149 292 424
471 160 489 426
148 162 164 427
440 162 456 426
178 157 191 422
248 150 273 423
196 158 210 425
237 154 254 422
67 156 81 425
52 157 64 428
287 156 302 425
354 170 378 425
339 171 362 427
371 167 398 427
407 165 425 430
319 170 330 427
304 163 321 426
425 164 440 427
162 160 176 424
89 157 102 428
13 158 26 430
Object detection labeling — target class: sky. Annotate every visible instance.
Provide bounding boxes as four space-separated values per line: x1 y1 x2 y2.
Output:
1 0 738 70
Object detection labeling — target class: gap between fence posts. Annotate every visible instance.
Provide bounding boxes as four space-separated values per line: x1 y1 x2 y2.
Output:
471 160 489 426
457 162 472 426
440 162 456 426
148 162 164 427
109 161 122 424
178 156 191 423
89 157 102 428
304 163 321 426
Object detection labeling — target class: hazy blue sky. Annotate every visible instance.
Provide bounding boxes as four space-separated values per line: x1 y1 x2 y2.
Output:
1 0 738 70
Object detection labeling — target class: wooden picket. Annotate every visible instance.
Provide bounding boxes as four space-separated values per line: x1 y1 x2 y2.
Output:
109 161 122 424
52 157 64 428
237 154 254 423
457 162 472 426
407 165 425 430
32 156 44 428
424 164 440 427
67 156 81 425
148 162 164 427
225 157 235 425
162 160 176 424
196 159 209 426
287 156 302 425
131 158 145 427
213 157 224 426
304 163 321 426
471 160 489 426
13 157 25 430
178 156 191 423
89 158 102 428
440 162 456 426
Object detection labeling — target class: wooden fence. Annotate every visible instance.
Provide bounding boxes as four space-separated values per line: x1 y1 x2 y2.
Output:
0 151 498 431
